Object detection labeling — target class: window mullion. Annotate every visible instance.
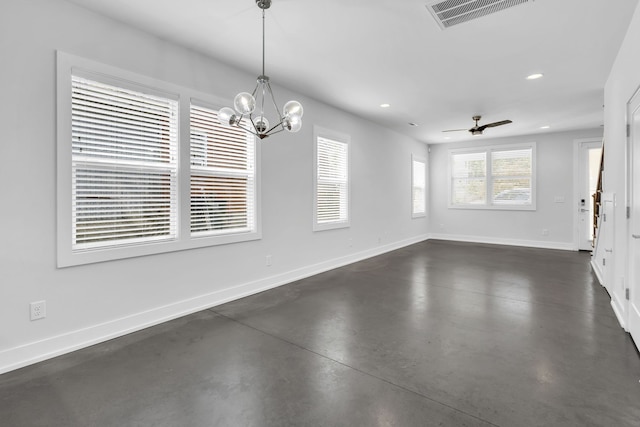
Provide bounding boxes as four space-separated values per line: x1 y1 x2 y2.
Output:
178 96 191 240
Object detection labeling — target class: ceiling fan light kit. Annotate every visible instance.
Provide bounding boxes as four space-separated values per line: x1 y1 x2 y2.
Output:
218 0 303 139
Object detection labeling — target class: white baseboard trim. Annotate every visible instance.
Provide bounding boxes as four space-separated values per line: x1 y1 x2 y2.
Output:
590 258 604 286
427 233 575 251
611 297 628 331
0 234 429 375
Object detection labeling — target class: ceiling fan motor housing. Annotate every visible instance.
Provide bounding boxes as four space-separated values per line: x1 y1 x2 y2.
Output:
256 0 271 9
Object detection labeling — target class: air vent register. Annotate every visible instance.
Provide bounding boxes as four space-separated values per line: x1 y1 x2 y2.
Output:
426 0 531 29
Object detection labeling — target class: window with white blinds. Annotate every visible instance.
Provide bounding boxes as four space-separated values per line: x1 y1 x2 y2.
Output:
190 104 256 236
71 75 178 250
449 143 535 210
451 151 487 205
57 52 261 267
314 128 350 231
412 156 426 217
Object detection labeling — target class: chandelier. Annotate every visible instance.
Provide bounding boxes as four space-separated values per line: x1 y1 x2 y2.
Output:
218 0 303 139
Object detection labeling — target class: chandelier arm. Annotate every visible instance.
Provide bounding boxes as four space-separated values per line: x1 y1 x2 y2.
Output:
264 120 285 135
265 81 285 129
261 81 266 118
247 112 261 135
236 123 259 138
265 127 286 136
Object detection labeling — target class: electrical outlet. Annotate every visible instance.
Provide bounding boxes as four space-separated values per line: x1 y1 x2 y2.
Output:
266 255 272 267
30 301 46 321
542 229 549 236
348 238 353 248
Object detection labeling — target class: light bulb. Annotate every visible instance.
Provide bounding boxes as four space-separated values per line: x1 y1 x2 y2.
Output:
218 107 238 127
283 100 303 119
283 116 302 133
234 92 256 115
254 116 270 134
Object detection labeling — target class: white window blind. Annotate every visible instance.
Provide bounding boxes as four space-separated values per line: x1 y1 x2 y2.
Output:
451 151 487 205
59 53 262 266
190 104 256 236
315 135 349 228
412 157 426 217
71 75 178 251
491 148 532 205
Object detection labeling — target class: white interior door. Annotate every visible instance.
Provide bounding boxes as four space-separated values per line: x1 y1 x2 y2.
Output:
628 91 640 349
578 141 603 251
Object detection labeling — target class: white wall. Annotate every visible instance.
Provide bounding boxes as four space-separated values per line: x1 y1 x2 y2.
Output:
0 0 428 373
603 2 640 328
429 129 602 250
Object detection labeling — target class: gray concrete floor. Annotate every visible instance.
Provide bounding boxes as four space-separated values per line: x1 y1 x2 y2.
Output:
2 240 640 426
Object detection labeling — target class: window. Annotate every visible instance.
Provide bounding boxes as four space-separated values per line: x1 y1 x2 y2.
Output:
451 151 487 205
70 75 179 251
491 148 533 206
449 143 535 210
57 52 260 267
412 155 426 217
190 104 256 237
314 127 350 231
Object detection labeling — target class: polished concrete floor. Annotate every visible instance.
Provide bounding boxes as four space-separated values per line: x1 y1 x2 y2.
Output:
2 240 640 426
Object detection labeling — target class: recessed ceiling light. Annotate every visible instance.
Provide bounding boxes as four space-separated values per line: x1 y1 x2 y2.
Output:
380 103 390 108
444 136 451 140
540 125 550 129
527 73 544 80
408 122 418 127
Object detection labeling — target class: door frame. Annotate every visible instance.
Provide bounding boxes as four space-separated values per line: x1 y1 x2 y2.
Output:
573 137 605 251
625 85 640 336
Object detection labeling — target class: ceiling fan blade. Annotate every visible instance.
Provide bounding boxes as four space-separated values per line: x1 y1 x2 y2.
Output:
483 120 513 129
442 129 468 132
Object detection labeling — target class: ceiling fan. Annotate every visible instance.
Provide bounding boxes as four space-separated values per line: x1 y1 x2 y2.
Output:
443 115 512 136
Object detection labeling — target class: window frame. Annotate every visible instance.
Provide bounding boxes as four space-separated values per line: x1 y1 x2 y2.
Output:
313 126 351 231
57 52 261 267
189 100 258 239
412 155 427 218
448 142 536 211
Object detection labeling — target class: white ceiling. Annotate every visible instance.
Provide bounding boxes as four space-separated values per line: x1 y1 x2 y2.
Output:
67 0 638 143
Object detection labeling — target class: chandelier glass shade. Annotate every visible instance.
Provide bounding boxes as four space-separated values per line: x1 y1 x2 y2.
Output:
218 0 303 139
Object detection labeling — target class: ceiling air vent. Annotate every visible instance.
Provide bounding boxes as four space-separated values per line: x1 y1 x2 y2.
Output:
426 0 531 29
